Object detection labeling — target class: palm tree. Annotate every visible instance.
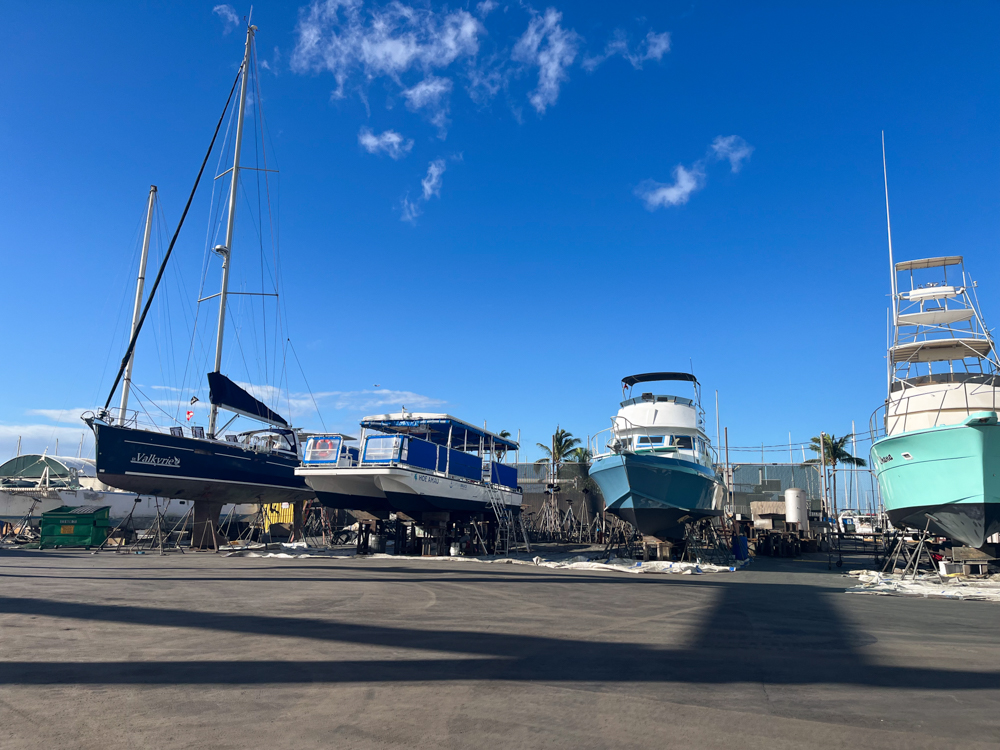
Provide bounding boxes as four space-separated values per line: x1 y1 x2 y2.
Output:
567 447 592 463
535 428 580 471
498 430 511 439
806 433 867 516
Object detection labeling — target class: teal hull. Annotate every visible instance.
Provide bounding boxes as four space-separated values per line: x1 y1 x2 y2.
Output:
590 452 719 540
870 415 1000 548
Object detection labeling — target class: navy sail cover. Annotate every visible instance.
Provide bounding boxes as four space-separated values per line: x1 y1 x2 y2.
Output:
207 373 288 427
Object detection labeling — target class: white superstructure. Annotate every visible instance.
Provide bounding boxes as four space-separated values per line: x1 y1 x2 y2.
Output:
881 256 999 436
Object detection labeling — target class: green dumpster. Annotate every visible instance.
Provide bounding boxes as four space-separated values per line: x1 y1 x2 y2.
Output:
39 506 111 549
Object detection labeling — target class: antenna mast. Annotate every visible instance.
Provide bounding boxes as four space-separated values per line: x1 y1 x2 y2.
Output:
119 185 157 425
881 132 898 326
208 24 255 438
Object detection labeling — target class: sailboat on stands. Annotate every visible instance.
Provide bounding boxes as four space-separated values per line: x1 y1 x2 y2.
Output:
84 24 313 546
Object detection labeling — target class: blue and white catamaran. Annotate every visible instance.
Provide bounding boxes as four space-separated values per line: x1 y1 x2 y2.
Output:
296 412 521 521
589 373 723 540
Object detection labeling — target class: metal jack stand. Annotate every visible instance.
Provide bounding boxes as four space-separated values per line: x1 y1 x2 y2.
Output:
1 495 43 544
99 496 141 552
883 516 940 581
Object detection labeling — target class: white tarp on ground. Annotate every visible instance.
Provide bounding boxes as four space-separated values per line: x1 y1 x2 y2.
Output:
846 569 1000 601
224 544 749 575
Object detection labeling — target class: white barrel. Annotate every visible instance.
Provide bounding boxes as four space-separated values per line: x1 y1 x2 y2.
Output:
784 488 809 532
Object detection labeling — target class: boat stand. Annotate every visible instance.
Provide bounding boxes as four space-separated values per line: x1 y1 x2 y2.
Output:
683 519 736 566
1 494 43 544
881 517 940 581
98 497 141 552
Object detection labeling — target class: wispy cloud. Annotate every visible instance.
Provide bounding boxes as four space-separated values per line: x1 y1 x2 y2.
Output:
583 29 670 71
635 135 753 210
512 8 580 114
213 4 241 34
291 0 483 98
402 76 453 136
421 158 446 199
635 165 706 209
25 408 93 425
0 424 93 459
358 127 414 159
475 0 498 18
314 389 445 412
710 135 754 173
402 158 448 222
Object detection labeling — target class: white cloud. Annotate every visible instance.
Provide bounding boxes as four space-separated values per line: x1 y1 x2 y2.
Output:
635 165 706 210
357 126 414 159
314 389 445 412
25 408 93 424
213 4 240 34
512 8 580 114
710 135 754 173
401 158 448 222
402 76 453 135
635 135 753 210
291 0 483 98
476 1 498 18
583 29 670 71
421 158 446 199
401 197 422 222
0 424 93 459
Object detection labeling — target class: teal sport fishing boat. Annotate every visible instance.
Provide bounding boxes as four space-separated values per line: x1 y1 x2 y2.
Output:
589 373 723 540
869 250 1000 548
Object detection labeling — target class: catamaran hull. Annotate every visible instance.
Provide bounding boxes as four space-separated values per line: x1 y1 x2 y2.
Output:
298 466 521 518
91 422 313 505
589 453 719 540
871 418 1000 548
296 467 393 517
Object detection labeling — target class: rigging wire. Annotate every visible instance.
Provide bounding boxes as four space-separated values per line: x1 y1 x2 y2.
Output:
175 75 243 420
103 65 244 412
288 338 327 431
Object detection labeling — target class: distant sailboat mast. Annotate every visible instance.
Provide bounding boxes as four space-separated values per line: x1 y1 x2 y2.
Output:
119 185 157 425
208 24 255 439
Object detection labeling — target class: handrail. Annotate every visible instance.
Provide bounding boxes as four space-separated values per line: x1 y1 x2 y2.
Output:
591 414 718 465
869 379 1000 441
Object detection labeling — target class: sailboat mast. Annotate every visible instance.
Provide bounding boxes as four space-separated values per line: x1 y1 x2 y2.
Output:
209 24 255 438
119 185 157 425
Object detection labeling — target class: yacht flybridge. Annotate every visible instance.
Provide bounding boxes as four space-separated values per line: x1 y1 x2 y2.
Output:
870 253 1000 547
588 373 723 540
297 413 521 521
84 24 314 544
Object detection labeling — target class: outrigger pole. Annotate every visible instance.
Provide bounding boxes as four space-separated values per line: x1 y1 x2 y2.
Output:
102 58 244 413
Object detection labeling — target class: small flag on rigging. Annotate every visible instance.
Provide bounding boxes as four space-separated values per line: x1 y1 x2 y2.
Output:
186 410 194 421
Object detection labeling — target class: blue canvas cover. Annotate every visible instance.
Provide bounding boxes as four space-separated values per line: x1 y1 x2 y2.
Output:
491 462 517 488
447 449 482 481
404 437 438 471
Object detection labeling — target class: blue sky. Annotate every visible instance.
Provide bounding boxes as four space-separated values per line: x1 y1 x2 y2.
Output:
1 1 998 482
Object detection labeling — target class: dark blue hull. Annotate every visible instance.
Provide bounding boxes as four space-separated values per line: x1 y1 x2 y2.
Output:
92 422 313 505
590 452 719 540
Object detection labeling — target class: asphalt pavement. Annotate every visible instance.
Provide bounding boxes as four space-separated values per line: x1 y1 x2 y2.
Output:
0 548 997 749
